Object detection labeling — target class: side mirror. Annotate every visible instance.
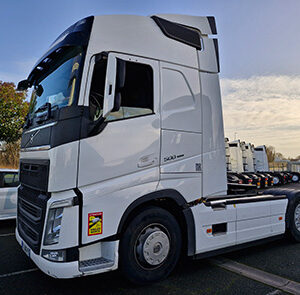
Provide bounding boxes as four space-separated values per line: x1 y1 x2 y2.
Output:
17 79 30 91
111 59 126 112
102 54 126 117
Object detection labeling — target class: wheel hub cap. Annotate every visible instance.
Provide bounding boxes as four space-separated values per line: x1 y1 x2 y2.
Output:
142 231 170 265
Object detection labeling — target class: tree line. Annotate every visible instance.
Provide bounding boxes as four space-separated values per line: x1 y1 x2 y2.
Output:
0 81 28 168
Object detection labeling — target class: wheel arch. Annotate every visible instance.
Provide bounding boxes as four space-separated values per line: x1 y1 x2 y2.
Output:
116 189 196 256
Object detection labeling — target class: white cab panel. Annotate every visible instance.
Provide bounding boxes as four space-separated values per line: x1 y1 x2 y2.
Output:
48 142 79 192
79 115 160 188
192 204 236 253
87 15 198 72
161 155 202 174
80 170 158 244
158 173 201 203
160 130 202 173
201 72 227 196
160 63 202 133
198 37 219 73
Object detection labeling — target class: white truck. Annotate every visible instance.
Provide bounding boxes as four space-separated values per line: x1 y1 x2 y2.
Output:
254 145 269 172
228 140 244 173
241 142 255 172
16 14 300 284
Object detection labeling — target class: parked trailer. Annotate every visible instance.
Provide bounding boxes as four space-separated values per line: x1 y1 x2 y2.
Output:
16 14 300 284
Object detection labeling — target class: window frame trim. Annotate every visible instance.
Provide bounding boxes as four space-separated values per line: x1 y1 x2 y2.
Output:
85 51 159 124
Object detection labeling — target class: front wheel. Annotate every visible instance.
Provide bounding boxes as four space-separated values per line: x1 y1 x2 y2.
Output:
119 206 182 284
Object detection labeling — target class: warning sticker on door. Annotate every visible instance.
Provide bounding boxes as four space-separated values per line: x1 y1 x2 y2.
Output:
88 212 103 236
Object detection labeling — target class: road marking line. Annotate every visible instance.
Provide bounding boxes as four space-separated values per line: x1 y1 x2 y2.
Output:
0 268 38 278
210 258 300 295
265 290 284 295
0 233 15 237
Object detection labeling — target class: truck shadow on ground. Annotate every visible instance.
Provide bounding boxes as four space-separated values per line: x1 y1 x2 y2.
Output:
4 241 299 295
1 219 298 295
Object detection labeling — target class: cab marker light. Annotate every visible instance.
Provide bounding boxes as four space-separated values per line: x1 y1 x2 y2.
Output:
279 217 283 221
207 228 212 234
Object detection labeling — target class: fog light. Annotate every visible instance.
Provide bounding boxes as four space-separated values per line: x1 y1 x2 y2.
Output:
42 249 66 262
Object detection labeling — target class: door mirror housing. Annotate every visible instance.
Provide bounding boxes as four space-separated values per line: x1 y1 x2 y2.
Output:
103 54 126 117
17 79 31 91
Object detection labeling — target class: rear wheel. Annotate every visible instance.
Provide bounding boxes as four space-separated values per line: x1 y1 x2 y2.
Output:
287 199 300 242
119 206 182 284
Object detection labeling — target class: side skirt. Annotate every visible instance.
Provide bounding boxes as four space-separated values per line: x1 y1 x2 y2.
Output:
191 234 284 260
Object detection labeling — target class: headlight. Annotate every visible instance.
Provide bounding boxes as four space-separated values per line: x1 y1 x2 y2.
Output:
44 208 64 245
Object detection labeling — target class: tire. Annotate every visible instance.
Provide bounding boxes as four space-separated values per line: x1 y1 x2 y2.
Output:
292 174 299 183
119 206 182 284
287 197 300 242
273 176 280 185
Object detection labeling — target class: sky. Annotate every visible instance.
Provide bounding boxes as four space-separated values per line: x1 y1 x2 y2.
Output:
1 0 300 157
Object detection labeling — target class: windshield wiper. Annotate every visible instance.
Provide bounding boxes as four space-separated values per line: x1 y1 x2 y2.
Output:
36 102 52 123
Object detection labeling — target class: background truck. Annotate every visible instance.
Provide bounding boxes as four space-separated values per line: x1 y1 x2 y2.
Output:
241 142 255 172
254 145 269 172
228 140 244 173
16 14 300 284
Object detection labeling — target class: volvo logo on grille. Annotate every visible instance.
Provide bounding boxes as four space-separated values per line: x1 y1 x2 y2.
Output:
29 130 40 144
25 130 40 147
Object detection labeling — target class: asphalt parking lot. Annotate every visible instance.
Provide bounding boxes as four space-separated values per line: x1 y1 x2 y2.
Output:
0 184 299 295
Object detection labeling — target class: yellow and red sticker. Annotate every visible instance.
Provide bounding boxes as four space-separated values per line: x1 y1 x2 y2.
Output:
88 212 103 236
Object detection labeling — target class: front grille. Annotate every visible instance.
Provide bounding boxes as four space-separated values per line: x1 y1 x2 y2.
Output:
18 217 39 246
18 197 42 222
20 159 49 191
17 185 50 254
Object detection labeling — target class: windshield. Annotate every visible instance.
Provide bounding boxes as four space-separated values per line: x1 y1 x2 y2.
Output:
28 46 84 119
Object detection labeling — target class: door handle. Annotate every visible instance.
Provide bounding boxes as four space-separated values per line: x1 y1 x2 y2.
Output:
138 155 156 168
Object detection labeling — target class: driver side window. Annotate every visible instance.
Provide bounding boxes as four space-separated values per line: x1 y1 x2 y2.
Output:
89 57 154 122
89 58 107 122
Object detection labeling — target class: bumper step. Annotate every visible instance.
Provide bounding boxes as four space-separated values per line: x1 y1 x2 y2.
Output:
79 257 114 272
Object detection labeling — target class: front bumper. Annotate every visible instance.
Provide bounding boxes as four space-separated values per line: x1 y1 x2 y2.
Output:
16 228 81 278
16 228 119 278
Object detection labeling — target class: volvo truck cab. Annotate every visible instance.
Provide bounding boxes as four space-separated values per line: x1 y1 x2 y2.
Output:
16 15 300 284
254 145 269 172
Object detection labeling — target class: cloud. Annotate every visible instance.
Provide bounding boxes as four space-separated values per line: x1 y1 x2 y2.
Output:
221 75 300 158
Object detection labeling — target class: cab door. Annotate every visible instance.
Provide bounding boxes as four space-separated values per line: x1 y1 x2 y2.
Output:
78 53 160 189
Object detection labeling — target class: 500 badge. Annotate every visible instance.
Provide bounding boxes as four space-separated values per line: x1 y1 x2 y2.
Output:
88 212 103 236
